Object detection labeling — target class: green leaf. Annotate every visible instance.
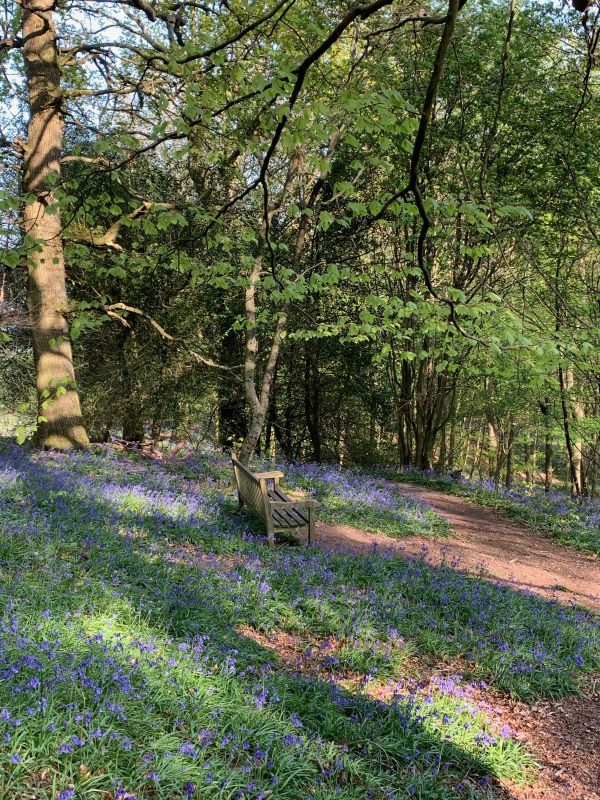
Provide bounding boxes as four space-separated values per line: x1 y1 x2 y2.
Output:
319 211 335 231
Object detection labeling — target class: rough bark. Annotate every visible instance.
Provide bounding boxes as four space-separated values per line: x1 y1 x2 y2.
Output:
22 0 88 448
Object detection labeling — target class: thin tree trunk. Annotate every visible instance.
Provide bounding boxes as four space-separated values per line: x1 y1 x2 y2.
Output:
544 433 553 492
447 396 458 471
238 303 287 465
120 326 144 443
238 233 287 464
524 439 534 483
238 138 339 464
572 389 585 494
558 366 581 495
504 423 515 488
540 399 553 492
473 424 486 480
487 422 498 481
437 422 447 472
304 343 321 461
22 0 88 449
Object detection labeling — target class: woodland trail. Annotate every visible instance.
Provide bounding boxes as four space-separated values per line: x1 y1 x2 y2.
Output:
312 481 600 613
302 483 600 800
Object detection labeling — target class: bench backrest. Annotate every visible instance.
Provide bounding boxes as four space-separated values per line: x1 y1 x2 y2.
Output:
232 456 268 517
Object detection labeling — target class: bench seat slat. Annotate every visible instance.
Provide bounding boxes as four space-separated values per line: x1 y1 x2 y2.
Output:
271 503 308 527
272 509 298 528
272 507 308 528
267 489 309 526
268 488 312 520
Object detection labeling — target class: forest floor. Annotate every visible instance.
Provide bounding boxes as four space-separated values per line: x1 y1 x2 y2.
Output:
3 442 599 800
308 483 600 800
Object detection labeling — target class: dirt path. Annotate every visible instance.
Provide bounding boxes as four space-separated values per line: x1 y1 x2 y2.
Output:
302 483 600 800
312 482 600 612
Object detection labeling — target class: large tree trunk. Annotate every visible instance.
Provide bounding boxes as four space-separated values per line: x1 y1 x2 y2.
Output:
22 0 88 449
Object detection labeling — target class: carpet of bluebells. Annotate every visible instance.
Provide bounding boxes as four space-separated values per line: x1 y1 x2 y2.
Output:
394 468 600 556
1 444 599 799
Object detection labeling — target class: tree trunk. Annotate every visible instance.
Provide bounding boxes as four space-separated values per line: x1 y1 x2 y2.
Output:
487 423 499 481
558 367 581 495
118 326 144 443
304 343 321 462
504 424 515 487
437 422 447 472
544 433 553 492
540 399 553 492
22 0 88 449
447 397 458 471
238 140 331 465
473 424 486 480
217 325 246 448
572 389 585 494
524 439 534 483
238 241 287 465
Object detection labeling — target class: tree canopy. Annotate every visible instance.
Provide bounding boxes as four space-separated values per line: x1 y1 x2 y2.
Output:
1 0 599 492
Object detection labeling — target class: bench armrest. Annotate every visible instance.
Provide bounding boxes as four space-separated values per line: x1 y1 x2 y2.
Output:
255 470 285 480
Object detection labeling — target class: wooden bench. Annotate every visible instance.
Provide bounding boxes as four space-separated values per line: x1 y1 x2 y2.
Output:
231 454 319 546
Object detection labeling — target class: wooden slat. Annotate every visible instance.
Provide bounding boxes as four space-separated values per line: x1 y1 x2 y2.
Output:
267 489 308 523
272 509 306 529
270 488 290 502
272 509 290 527
276 508 304 527
267 490 308 526
272 512 307 528
234 458 266 516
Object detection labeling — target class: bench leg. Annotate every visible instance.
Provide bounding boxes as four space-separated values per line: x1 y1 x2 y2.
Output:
308 507 315 546
266 517 275 548
238 492 244 512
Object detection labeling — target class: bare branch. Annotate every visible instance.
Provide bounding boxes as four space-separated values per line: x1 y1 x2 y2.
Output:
102 302 239 370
